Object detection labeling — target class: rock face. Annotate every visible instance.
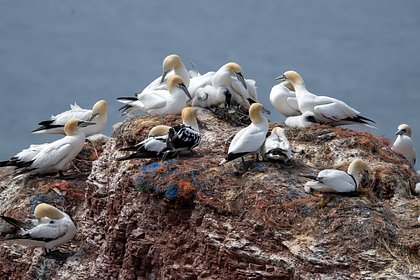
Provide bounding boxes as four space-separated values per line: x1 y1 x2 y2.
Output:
1 108 419 279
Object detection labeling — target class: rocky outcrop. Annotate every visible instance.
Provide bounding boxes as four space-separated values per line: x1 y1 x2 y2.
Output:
1 108 419 279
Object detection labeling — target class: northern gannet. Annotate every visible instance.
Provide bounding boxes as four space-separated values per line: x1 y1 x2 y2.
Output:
270 81 300 117
392 124 416 166
0 119 94 178
276 71 375 127
0 203 76 250
32 100 108 137
304 159 369 193
285 111 320 128
118 75 192 116
191 85 232 108
117 125 170 161
211 62 258 109
259 127 291 162
162 107 201 159
219 103 270 165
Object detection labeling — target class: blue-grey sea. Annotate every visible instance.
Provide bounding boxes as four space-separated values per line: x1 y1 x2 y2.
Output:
1 1 419 168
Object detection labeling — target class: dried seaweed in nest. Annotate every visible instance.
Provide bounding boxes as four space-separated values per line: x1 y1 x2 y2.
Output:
208 106 251 127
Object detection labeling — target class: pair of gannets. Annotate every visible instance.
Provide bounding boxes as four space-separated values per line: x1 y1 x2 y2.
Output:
118 75 192 116
392 124 416 166
304 159 369 193
219 103 270 165
0 119 94 178
274 71 375 127
117 107 200 160
32 100 107 136
0 203 76 250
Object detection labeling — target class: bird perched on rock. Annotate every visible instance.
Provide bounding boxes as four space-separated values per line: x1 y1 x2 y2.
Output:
276 71 375 127
32 100 107 137
392 124 416 166
0 203 76 251
259 127 291 162
162 107 201 159
0 119 94 178
117 125 171 161
117 75 192 116
304 159 369 193
285 111 320 128
270 80 300 117
219 103 270 165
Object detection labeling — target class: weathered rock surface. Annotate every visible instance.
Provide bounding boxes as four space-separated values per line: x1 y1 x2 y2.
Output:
1 108 420 279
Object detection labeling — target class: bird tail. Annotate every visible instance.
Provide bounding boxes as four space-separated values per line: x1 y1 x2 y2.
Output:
0 216 26 229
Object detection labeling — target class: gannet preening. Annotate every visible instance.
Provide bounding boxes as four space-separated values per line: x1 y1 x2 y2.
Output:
285 111 320 128
304 159 369 193
162 107 201 159
259 127 291 162
0 119 94 178
117 125 170 161
191 85 232 108
276 71 375 127
392 124 416 166
212 62 258 109
270 81 300 117
32 100 108 136
219 103 270 165
0 203 76 250
118 75 192 116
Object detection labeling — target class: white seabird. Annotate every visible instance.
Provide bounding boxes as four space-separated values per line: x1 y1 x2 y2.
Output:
0 119 94 178
304 159 369 193
118 75 192 116
191 85 232 108
211 62 258 109
32 100 108 137
0 203 76 250
392 124 416 166
162 107 201 159
259 127 291 162
117 125 171 161
219 103 270 165
276 71 375 127
285 111 320 128
270 81 300 117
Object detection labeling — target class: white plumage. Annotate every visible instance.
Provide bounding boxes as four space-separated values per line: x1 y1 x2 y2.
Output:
304 159 369 193
32 100 107 136
269 81 300 117
285 111 320 128
0 203 76 250
219 103 270 165
0 119 94 177
259 127 291 162
191 85 231 108
392 124 416 166
276 71 375 127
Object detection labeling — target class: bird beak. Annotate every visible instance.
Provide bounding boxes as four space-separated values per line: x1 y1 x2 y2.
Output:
179 83 192 101
88 113 99 121
274 75 287 82
262 107 271 115
161 71 170 84
236 72 247 89
78 121 96 127
395 129 405 135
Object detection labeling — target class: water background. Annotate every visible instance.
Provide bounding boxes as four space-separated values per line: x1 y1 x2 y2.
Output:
1 1 419 168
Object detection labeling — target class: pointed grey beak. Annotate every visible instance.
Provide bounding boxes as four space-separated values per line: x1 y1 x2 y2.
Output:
161 71 170 84
78 121 96 127
262 107 271 115
236 72 247 89
396 129 406 135
179 83 192 101
88 113 99 121
274 75 287 82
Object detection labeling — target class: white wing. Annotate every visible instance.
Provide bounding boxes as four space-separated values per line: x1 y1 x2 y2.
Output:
30 143 72 169
229 125 267 154
51 109 92 125
136 90 168 111
25 220 67 240
313 96 360 121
